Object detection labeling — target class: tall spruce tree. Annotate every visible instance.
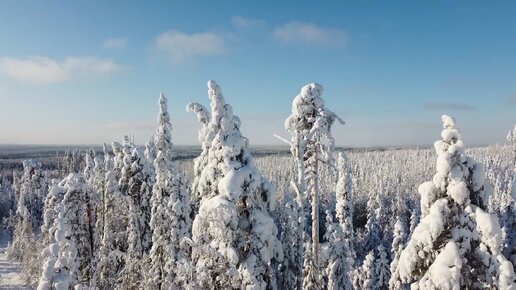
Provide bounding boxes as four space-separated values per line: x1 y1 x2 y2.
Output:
283 83 344 287
188 81 283 289
397 115 516 289
147 93 192 289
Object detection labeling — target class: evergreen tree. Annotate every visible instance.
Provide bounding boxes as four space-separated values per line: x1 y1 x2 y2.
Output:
506 125 516 150
122 147 155 289
60 173 99 286
397 115 516 289
40 179 66 247
148 93 192 289
361 251 376 290
95 143 113 242
283 83 344 286
278 193 303 290
7 159 48 286
7 197 38 285
324 211 353 290
375 245 390 290
144 137 157 164
188 81 282 289
17 159 48 232
364 189 382 253
408 208 419 239
303 241 321 290
323 152 354 290
37 203 79 290
83 153 95 184
388 217 406 290
335 152 355 264
96 170 128 289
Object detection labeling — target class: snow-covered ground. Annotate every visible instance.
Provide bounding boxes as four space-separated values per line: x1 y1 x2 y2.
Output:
0 235 30 290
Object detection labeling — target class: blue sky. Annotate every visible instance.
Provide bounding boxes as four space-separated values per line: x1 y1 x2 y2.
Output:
0 1 514 146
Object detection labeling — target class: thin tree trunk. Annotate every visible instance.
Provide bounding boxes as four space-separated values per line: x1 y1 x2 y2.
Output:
312 156 319 268
296 133 305 290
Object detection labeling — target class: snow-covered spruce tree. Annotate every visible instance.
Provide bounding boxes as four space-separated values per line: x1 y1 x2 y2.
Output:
7 159 48 286
96 169 129 289
505 171 516 268
121 147 154 250
360 251 376 290
388 217 406 290
408 208 419 239
147 93 192 290
60 173 99 286
324 211 353 290
375 245 390 290
15 159 48 232
95 143 113 242
91 156 106 198
322 152 354 290
53 204 79 290
188 81 282 289
397 115 516 289
504 125 516 267
37 231 60 289
40 179 67 247
119 135 136 189
145 137 157 163
7 193 39 285
364 188 382 254
278 193 303 290
122 199 144 289
335 152 355 264
122 147 155 289
102 142 113 172
391 188 410 227
163 169 192 288
506 125 516 151
303 240 321 290
37 203 79 290
186 91 213 214
111 141 124 180
83 152 95 184
283 83 344 286
0 175 15 230
137 148 155 253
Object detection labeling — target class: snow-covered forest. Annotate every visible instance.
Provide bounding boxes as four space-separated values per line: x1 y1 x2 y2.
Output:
0 81 515 290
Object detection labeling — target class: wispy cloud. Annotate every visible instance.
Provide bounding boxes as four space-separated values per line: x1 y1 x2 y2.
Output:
423 101 475 111
273 21 348 47
103 38 128 49
155 30 225 64
232 16 265 29
0 56 120 85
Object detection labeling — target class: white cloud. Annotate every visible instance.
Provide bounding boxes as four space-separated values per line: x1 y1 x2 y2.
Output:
232 16 265 29
273 21 348 47
0 56 120 85
155 30 225 64
102 38 128 49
